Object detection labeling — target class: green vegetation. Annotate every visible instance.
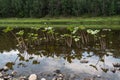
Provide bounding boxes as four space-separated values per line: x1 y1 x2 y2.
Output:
0 0 119 29
0 17 120 29
0 0 119 17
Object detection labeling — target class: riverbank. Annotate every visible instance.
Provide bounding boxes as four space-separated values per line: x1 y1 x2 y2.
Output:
0 16 120 29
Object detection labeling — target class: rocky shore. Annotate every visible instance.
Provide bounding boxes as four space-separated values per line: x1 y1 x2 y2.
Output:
0 64 120 80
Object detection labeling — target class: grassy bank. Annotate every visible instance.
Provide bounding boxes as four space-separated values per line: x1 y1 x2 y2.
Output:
0 16 120 29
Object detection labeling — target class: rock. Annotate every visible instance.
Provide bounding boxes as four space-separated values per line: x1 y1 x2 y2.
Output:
52 73 64 80
54 70 61 74
4 76 10 80
0 78 4 80
57 77 63 80
7 75 13 79
0 73 3 77
58 74 63 77
57 74 64 80
19 76 27 80
28 74 37 80
11 71 17 76
3 66 9 71
2 73 10 80
96 75 101 78
0 68 4 72
41 78 46 80
80 59 89 63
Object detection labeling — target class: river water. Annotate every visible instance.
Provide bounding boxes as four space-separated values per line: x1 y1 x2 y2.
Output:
0 28 120 80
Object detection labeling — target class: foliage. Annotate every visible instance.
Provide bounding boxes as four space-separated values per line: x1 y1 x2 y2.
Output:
0 0 119 18
3 27 13 33
87 29 100 35
16 30 24 36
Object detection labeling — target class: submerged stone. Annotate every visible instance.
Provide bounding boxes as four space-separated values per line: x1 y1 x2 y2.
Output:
28 74 37 80
41 78 46 80
54 70 61 74
0 73 3 77
19 76 27 80
0 78 4 80
80 59 89 63
3 66 9 71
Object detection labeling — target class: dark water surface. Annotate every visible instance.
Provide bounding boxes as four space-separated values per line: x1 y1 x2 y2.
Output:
0 28 120 80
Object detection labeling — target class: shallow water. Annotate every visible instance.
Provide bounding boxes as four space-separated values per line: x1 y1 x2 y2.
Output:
0 28 120 80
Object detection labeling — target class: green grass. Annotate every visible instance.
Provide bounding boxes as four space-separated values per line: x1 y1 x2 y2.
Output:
0 16 120 29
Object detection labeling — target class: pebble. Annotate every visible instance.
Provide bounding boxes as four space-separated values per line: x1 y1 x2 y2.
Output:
41 78 46 80
96 75 101 78
54 70 61 74
80 59 89 63
58 74 63 77
0 69 3 72
19 76 27 80
0 78 4 80
28 74 37 80
11 71 17 76
57 77 63 80
0 73 3 77
52 73 64 80
3 66 9 71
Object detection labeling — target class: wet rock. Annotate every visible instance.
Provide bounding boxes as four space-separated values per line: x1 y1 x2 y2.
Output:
80 59 89 63
0 73 3 77
2 73 12 80
28 74 37 80
54 70 61 74
0 68 4 72
4 76 10 80
56 77 63 80
3 66 9 71
19 76 27 80
96 75 101 78
0 78 4 80
41 78 46 80
52 73 64 80
11 71 17 77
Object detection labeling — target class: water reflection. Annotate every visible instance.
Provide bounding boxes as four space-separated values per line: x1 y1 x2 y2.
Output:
0 28 120 79
0 49 120 79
